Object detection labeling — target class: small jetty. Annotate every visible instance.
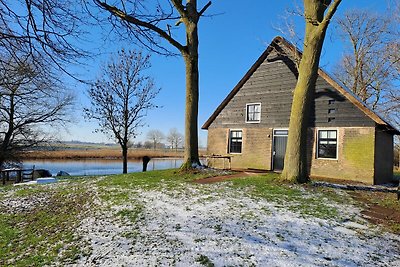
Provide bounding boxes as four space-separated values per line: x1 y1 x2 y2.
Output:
1 167 35 185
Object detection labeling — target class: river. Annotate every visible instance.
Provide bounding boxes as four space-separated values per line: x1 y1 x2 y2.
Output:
22 158 184 176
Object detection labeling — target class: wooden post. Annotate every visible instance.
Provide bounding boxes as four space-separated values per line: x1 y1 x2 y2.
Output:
17 170 22 183
142 156 151 172
31 165 35 180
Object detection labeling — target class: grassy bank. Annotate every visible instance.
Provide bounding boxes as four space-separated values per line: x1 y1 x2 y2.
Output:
0 170 399 266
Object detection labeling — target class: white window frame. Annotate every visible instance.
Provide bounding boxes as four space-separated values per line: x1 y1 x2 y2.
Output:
228 129 243 154
316 128 339 160
245 103 261 123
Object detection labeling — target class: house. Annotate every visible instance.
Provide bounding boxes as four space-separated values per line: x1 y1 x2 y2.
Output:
202 36 399 185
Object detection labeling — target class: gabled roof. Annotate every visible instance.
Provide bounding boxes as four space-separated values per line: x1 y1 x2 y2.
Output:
202 36 400 134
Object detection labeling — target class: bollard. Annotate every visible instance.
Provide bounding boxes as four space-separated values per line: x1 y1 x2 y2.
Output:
397 185 399 201
142 156 151 172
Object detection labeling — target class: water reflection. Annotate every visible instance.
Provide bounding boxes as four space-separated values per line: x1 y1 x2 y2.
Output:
23 158 183 176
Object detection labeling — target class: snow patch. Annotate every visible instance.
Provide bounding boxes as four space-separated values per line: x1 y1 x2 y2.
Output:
74 182 400 266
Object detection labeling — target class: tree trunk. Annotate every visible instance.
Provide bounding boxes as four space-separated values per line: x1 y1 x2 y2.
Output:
1 91 15 169
281 33 324 182
181 22 201 169
0 158 4 172
122 145 128 174
281 0 340 183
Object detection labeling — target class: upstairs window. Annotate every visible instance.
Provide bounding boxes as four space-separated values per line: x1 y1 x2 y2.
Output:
246 103 261 123
229 130 242 154
317 130 337 159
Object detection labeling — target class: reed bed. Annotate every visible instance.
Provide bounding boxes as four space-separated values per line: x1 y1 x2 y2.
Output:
22 148 191 160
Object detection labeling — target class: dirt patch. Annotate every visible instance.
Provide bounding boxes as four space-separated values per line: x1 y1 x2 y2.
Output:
350 191 400 233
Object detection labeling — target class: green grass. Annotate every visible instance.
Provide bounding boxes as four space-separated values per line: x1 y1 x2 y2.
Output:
98 170 346 219
376 196 400 211
96 170 180 206
224 173 342 219
116 205 144 241
97 169 211 188
0 168 366 265
13 187 43 197
0 183 94 266
117 205 143 223
97 169 182 189
196 254 215 267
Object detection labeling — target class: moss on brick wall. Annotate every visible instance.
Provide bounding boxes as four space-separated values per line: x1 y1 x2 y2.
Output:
310 127 376 184
343 128 374 171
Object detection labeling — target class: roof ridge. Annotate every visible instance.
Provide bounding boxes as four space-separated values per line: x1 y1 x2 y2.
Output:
202 36 399 134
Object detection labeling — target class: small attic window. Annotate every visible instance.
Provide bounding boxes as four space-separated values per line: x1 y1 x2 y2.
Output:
328 99 335 105
246 103 261 123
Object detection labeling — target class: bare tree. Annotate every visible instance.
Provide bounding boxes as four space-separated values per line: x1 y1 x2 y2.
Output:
0 0 89 72
94 0 212 169
147 130 165 150
144 141 153 149
84 49 160 174
0 54 74 169
281 0 342 183
167 128 183 151
333 10 399 110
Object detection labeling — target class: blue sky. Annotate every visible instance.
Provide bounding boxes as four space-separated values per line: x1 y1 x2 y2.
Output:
61 0 387 145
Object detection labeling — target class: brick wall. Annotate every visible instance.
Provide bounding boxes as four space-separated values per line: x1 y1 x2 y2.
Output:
207 127 272 170
207 126 392 185
310 127 376 184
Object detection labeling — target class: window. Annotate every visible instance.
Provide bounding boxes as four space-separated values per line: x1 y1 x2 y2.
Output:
317 130 337 159
273 130 288 136
229 130 242 153
246 103 261 122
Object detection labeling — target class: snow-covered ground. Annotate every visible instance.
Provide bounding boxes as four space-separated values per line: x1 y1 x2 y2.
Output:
75 181 400 267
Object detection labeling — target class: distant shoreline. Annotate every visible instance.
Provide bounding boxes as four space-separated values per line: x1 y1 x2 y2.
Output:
21 148 202 160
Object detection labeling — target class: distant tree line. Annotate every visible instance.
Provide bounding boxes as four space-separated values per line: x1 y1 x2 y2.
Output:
133 128 184 151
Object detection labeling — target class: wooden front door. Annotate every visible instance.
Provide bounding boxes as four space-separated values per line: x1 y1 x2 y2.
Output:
273 130 288 171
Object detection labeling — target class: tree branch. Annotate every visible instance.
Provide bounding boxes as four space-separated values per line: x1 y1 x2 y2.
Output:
95 1 186 53
170 0 186 17
321 0 342 26
198 1 212 17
